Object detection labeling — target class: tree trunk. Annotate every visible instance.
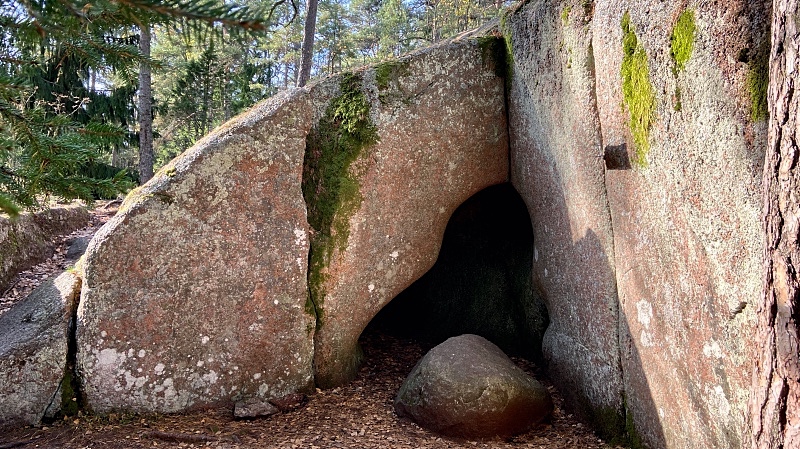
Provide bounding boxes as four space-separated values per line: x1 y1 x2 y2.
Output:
748 1 800 448
138 25 154 184
297 0 318 87
112 146 120 168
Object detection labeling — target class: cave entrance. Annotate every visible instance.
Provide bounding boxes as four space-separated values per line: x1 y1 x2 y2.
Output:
366 182 548 361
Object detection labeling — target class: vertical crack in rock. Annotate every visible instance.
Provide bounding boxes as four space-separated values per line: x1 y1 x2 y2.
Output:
499 36 514 182
301 73 379 365
586 7 629 442
477 34 514 181
46 274 84 419
60 283 84 416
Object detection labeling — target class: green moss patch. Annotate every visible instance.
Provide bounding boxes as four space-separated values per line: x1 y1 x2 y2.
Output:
561 6 572 25
578 397 644 449
498 13 515 84
375 60 411 91
302 73 379 328
623 406 646 449
620 12 655 167
670 9 696 73
582 0 593 16
60 370 80 416
747 43 769 122
476 36 510 80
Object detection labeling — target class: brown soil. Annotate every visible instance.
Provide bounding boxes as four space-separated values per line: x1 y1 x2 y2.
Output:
0 205 620 449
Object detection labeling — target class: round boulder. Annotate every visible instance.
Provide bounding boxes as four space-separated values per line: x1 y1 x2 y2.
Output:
394 334 552 438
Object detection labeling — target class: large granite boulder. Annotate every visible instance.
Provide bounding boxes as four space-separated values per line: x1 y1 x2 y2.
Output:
505 1 766 447
505 0 623 433
76 89 317 414
0 204 89 290
75 30 508 412
394 334 552 438
308 30 509 387
0 272 81 428
595 2 764 448
65 236 91 261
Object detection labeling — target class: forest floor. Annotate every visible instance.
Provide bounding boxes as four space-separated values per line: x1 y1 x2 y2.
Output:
0 204 618 449
0 201 119 317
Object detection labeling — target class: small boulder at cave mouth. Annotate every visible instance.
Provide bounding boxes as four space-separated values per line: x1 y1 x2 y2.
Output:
394 334 552 438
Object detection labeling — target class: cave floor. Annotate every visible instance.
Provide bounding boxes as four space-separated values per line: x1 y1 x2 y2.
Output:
2 329 616 449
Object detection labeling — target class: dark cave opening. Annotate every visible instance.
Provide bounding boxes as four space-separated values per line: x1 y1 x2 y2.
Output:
367 182 549 362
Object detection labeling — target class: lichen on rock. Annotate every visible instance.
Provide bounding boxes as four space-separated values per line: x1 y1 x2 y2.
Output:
374 60 410 91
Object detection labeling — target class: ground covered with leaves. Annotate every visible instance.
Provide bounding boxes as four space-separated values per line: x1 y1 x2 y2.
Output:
0 201 119 317
1 205 617 449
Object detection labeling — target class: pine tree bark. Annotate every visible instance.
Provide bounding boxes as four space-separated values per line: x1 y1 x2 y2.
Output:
297 0 318 87
138 25 154 184
748 1 800 447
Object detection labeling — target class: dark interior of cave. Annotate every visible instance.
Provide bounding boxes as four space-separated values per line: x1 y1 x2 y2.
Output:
367 182 549 362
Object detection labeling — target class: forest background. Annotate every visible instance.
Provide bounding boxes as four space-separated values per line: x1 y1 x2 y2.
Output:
0 0 509 215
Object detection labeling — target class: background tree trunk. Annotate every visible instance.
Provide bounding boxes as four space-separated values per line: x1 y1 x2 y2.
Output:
138 25 154 184
297 0 318 87
748 1 800 448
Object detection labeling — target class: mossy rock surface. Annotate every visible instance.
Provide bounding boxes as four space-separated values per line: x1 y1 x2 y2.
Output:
620 11 655 167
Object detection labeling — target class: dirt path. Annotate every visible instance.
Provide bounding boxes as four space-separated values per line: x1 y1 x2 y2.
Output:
1 204 618 449
0 201 119 317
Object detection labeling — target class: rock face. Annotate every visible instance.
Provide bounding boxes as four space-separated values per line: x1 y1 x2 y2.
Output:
302 33 509 387
76 89 317 413
0 204 89 290
598 2 766 447
505 0 623 432
394 334 552 438
63 5 767 447
76 33 507 412
65 236 91 261
0 272 81 428
505 1 766 447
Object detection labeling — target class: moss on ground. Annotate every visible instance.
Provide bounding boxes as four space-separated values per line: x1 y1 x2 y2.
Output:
60 370 79 416
747 43 769 122
620 11 655 168
302 73 379 328
561 5 572 25
670 9 696 74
